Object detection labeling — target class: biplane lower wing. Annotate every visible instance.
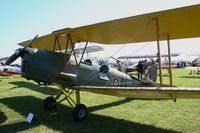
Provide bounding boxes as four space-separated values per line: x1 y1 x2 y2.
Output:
73 86 200 100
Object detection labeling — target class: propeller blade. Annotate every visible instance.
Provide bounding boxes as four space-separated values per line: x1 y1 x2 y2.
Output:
5 52 20 65
19 34 38 55
23 34 38 49
5 34 38 65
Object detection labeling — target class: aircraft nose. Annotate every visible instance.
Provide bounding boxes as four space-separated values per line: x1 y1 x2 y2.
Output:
5 35 38 65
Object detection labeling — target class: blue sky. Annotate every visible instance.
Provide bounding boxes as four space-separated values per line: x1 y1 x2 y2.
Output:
0 0 200 60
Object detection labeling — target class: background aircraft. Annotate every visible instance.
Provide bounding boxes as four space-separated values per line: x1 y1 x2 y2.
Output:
0 57 21 75
118 53 182 73
0 65 21 75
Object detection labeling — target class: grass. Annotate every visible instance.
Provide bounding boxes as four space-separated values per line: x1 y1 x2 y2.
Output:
0 69 200 133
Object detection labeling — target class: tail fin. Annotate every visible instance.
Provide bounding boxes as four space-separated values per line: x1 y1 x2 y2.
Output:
145 64 158 83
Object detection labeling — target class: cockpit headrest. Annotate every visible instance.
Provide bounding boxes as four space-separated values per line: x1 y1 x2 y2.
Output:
100 65 109 73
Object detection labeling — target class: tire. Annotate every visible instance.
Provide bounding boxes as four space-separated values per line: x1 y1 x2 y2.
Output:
73 104 87 121
43 97 57 111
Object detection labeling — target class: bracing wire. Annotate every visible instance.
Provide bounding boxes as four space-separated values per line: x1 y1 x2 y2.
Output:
79 20 163 86
110 20 153 58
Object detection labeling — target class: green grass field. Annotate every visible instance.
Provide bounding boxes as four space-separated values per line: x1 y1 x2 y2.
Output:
0 69 200 133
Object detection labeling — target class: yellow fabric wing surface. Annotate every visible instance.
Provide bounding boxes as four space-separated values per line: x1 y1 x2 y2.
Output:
19 4 200 50
73 86 200 99
19 34 70 51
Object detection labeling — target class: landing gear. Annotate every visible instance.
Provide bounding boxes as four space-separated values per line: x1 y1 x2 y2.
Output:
73 104 88 121
43 97 57 111
43 87 88 121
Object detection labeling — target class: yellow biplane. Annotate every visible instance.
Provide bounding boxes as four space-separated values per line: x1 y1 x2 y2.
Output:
6 4 200 121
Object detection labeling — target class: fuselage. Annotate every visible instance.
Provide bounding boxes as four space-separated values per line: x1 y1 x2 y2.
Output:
20 48 146 88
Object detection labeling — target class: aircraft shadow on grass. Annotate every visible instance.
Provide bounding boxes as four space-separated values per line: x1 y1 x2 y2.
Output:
0 96 180 133
179 76 200 79
88 98 132 112
9 81 59 95
0 111 7 125
8 81 162 112
8 81 134 112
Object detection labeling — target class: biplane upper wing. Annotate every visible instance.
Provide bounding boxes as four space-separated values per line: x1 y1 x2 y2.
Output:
18 33 74 51
19 4 200 50
66 4 200 44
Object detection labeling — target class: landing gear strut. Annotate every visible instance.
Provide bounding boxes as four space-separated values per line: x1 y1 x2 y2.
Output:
43 87 88 121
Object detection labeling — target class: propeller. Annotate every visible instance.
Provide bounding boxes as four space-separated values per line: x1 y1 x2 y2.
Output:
5 35 38 65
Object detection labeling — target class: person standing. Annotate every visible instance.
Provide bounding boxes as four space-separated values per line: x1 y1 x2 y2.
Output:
137 61 144 80
117 60 122 71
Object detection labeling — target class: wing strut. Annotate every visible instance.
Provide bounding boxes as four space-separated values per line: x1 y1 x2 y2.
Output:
79 41 88 65
53 36 62 52
155 18 163 86
65 34 78 65
167 33 173 87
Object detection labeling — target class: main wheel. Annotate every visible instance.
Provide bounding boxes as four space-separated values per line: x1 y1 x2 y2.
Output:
73 104 87 121
43 97 57 111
